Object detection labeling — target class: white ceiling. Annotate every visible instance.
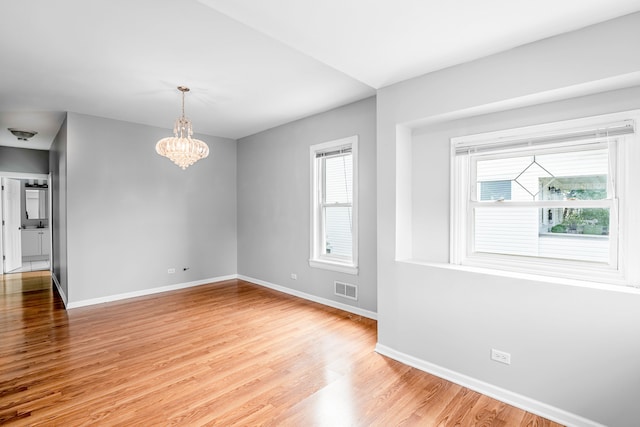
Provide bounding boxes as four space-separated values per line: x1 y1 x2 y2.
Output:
1 0 639 150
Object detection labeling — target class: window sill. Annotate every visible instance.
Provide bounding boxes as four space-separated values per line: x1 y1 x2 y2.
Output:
397 258 640 296
309 259 358 275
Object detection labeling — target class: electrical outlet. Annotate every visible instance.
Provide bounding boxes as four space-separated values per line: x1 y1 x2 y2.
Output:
290 273 297 280
168 268 175 274
490 348 511 365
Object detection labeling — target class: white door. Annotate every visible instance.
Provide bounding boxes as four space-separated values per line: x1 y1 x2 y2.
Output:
2 178 22 273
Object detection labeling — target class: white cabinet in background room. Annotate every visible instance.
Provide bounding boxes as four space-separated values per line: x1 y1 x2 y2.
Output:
21 229 50 259
41 231 50 256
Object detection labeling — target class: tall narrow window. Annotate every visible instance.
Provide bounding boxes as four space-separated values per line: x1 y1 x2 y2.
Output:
451 113 639 286
310 136 358 274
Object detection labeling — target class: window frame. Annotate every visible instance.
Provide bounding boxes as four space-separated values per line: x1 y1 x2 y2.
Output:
309 135 359 275
450 112 639 286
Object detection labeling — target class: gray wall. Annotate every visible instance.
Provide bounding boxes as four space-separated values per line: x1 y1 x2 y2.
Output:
0 146 49 174
64 113 237 304
50 117 68 301
377 12 640 426
237 97 377 313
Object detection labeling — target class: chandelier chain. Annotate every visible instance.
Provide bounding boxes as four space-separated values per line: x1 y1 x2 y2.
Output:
181 90 185 119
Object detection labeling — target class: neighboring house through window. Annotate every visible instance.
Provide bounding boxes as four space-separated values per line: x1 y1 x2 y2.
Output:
451 111 639 286
310 135 358 274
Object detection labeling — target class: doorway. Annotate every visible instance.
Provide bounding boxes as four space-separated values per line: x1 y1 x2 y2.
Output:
0 172 51 275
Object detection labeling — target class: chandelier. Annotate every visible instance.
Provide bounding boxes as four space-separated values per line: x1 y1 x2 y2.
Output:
156 86 209 170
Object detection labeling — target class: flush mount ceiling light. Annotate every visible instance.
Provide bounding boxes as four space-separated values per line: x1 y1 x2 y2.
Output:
8 128 37 141
155 86 209 170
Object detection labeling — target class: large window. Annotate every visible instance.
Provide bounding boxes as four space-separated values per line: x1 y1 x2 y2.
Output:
310 136 358 274
451 113 639 285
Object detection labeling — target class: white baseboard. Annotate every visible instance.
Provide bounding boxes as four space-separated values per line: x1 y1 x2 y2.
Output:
65 275 238 309
238 274 377 320
57 273 377 320
52 273 68 308
375 344 604 427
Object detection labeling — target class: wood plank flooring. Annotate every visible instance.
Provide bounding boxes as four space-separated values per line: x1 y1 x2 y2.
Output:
0 273 563 426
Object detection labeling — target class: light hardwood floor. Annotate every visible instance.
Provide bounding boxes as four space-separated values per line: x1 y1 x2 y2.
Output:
0 273 563 426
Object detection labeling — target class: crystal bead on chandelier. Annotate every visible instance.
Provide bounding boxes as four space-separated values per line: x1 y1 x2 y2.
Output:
156 86 209 170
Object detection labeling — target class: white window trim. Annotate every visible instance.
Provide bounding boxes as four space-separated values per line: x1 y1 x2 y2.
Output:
450 110 640 287
309 135 359 275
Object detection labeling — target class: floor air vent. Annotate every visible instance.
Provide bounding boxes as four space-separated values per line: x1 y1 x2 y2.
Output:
334 281 357 300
